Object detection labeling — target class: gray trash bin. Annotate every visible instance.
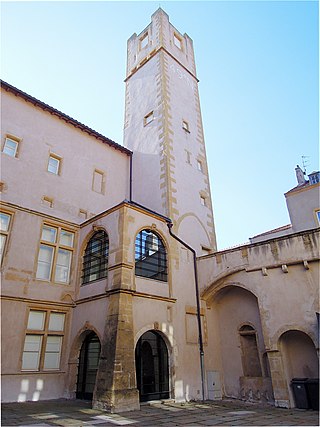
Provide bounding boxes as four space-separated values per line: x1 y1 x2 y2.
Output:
291 378 309 409
306 378 319 410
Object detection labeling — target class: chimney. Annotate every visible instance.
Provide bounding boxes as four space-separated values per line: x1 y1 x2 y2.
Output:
295 165 306 186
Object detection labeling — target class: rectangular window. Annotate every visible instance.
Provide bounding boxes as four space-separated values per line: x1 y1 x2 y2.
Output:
22 310 65 371
92 170 105 194
0 211 12 265
48 154 61 175
315 209 320 226
174 33 182 50
140 33 149 50
2 136 19 158
36 224 75 284
200 195 206 206
144 111 154 126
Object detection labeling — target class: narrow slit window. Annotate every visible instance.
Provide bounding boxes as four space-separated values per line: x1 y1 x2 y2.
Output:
144 111 154 126
174 34 182 50
197 160 203 172
182 120 190 132
140 33 149 50
200 195 206 206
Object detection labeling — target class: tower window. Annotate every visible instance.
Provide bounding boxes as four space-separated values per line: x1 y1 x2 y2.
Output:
82 230 109 285
144 111 154 126
173 33 182 50
185 150 191 165
197 160 203 172
182 120 190 132
200 195 206 206
140 33 149 50
135 230 167 282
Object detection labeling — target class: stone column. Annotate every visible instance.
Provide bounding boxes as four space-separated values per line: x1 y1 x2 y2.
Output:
267 350 291 408
93 290 139 412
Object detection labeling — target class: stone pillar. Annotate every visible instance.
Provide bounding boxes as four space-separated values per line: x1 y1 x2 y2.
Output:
93 290 139 412
267 350 291 408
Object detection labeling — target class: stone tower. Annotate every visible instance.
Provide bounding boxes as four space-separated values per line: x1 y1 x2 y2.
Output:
124 9 217 253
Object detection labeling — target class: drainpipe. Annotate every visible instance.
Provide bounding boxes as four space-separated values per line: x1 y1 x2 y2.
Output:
129 153 133 202
166 221 205 402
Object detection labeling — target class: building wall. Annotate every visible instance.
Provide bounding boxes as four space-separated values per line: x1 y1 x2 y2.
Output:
198 229 319 407
285 183 320 232
1 89 130 223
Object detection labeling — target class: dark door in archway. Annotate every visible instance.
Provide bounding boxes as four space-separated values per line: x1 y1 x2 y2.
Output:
76 332 101 400
135 330 169 402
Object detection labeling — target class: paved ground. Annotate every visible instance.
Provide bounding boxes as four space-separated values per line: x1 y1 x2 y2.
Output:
1 399 319 427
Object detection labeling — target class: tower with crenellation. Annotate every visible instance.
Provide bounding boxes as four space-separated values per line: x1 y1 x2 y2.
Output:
124 8 217 254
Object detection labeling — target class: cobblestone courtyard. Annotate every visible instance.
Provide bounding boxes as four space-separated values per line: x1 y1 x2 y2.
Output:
1 399 319 426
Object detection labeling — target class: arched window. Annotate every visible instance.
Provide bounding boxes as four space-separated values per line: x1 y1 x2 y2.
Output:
239 325 262 377
135 230 167 282
82 230 109 285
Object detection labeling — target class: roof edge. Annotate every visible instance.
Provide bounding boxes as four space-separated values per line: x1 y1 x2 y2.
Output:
1 80 132 156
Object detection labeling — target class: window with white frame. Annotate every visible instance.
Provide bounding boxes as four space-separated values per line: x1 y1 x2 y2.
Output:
36 224 75 283
22 310 65 371
0 212 12 265
48 154 61 175
2 136 19 158
315 209 320 226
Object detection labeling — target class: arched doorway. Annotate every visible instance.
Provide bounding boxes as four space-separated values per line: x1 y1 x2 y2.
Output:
279 329 319 407
135 330 169 402
76 332 101 400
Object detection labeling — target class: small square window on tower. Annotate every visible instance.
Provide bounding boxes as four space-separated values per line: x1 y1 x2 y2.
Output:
182 120 190 133
144 111 154 126
140 33 149 50
2 135 20 158
174 33 182 50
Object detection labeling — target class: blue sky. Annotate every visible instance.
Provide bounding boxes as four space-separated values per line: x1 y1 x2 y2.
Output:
1 1 319 249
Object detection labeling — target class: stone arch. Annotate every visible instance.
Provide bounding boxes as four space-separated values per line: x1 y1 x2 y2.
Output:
135 328 171 402
76 226 109 285
134 324 179 399
176 213 213 252
67 323 102 398
278 329 319 407
134 227 169 283
209 284 273 403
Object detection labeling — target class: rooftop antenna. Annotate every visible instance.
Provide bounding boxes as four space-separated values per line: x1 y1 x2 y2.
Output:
302 156 310 175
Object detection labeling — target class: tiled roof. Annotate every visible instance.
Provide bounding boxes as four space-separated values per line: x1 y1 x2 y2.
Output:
250 224 292 239
1 80 132 156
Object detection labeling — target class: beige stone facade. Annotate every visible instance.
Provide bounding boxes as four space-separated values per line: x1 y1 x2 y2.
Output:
1 8 319 412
